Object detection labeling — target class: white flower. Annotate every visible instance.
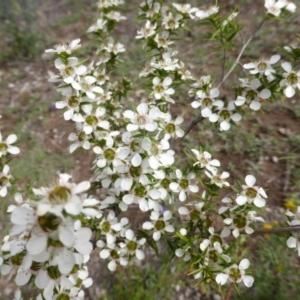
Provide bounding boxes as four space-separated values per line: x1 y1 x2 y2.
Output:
93 138 125 170
105 11 126 22
56 94 83 121
45 39 81 54
136 20 157 39
191 88 222 118
104 38 126 55
191 149 220 173
208 101 242 131
151 51 180 71
222 211 264 238
200 227 227 255
123 103 161 132
222 12 238 27
0 133 20 157
195 5 219 19
162 12 182 30
142 137 174 170
72 76 104 99
152 77 175 100
154 31 173 48
236 175 267 207
243 55 280 77
68 130 91 154
0 165 12 197
87 18 107 33
54 57 87 85
178 202 206 222
284 41 299 52
280 62 300 98
169 170 199 202
286 235 300 256
142 210 174 241
32 173 90 217
172 3 195 16
98 241 128 272
265 0 296 16
163 114 184 139
119 229 146 260
82 106 108 134
216 258 254 287
205 170 230 188
235 79 271 111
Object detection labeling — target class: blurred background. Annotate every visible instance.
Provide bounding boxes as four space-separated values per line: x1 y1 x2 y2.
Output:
0 0 300 299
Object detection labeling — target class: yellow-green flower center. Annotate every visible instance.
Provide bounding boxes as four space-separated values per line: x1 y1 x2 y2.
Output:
57 294 70 300
203 97 212 107
190 209 200 221
165 123 175 133
104 148 115 160
287 72 298 85
209 249 218 262
233 215 247 229
161 178 170 189
0 142 8 152
86 115 98 126
49 186 71 204
246 90 257 101
101 221 111 233
211 234 222 245
38 213 62 231
219 110 230 121
111 249 119 259
179 179 188 190
245 187 257 199
129 165 141 177
127 241 137 252
258 61 267 71
155 220 165 231
229 267 241 281
11 250 26 266
68 95 79 108
0 176 8 187
134 185 147 197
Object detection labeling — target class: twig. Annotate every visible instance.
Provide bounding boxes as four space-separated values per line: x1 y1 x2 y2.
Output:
252 225 300 236
217 18 266 89
220 46 227 83
176 115 204 143
225 283 234 300
179 19 266 143
283 158 291 192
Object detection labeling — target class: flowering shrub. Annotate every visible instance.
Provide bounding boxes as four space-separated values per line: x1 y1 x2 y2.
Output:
0 0 300 299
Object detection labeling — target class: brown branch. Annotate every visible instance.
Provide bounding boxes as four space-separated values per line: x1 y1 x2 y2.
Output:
176 115 204 144
218 18 266 89
225 283 234 300
252 225 300 236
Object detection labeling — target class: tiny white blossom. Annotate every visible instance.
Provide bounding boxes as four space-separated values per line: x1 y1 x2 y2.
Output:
0 133 20 157
280 62 300 98
45 39 81 54
243 55 280 77
236 175 267 207
216 258 254 287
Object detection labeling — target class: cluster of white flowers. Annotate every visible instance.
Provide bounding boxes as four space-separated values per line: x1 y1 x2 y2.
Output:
1 174 93 299
264 0 296 17
242 53 300 100
0 0 299 297
286 207 300 255
0 118 20 198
